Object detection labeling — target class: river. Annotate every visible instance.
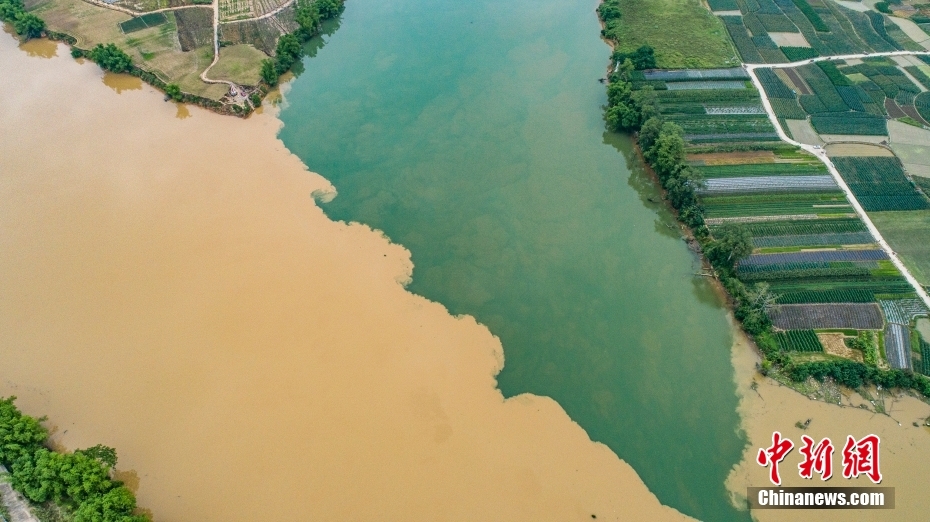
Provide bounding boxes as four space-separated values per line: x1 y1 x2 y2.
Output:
277 0 746 519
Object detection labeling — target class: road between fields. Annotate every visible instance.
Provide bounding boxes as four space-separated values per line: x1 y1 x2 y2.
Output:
744 50 930 310
82 0 297 92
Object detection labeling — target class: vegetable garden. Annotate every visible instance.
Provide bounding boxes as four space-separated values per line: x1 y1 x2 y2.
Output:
774 329 824 352
769 303 885 329
832 157 930 211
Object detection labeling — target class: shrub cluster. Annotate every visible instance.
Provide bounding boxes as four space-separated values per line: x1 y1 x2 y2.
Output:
0 397 148 522
88 43 133 73
261 0 345 86
0 0 46 40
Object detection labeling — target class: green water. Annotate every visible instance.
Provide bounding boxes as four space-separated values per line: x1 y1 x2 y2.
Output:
277 0 748 519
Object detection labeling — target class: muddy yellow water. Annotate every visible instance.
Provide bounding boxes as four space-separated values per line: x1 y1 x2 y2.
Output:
0 33 687 521
728 324 930 521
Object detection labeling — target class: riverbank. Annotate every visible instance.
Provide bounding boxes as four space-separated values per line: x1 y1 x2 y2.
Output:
728 323 930 520
0 32 689 521
5 0 342 117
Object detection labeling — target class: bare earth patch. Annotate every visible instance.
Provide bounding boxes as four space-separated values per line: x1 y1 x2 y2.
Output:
768 32 811 47
817 332 864 362
785 119 824 146
825 143 895 156
820 134 889 144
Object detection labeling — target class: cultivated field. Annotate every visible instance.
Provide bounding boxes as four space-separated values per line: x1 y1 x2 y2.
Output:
610 0 738 68
871 210 930 284
769 303 885 329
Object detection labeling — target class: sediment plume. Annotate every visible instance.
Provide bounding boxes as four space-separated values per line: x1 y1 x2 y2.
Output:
0 33 686 522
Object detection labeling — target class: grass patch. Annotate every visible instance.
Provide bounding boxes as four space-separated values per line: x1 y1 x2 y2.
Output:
210 44 267 86
870 210 930 285
610 0 737 68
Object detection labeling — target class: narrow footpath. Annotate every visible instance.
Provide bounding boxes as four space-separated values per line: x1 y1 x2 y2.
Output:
0 466 39 522
745 50 930 310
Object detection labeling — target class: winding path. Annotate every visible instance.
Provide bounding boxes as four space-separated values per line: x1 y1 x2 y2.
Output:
81 0 297 89
744 50 930 310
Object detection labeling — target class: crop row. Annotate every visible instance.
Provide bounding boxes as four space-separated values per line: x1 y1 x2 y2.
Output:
770 278 913 303
770 98 808 119
751 231 875 248
643 68 749 82
704 202 852 218
810 114 887 135
723 217 864 236
885 323 911 370
879 299 928 325
695 162 826 178
769 303 884 330
914 339 930 376
774 330 824 352
700 175 837 194
666 81 749 91
833 157 930 211
656 89 761 103
740 266 873 282
741 249 888 267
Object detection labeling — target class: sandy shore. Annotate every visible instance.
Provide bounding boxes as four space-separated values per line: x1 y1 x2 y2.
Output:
0 32 687 521
727 321 930 521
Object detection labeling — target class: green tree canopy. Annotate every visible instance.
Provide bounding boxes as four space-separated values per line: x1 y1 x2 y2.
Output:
14 12 45 40
164 84 183 102
89 44 132 73
706 223 752 270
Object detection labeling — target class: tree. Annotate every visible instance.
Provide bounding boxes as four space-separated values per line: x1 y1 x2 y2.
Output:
0 397 47 465
74 486 148 522
89 44 132 73
274 33 302 74
706 223 752 270
651 122 685 180
164 84 183 102
597 0 621 22
315 0 343 19
260 59 278 86
14 12 45 40
612 45 656 70
250 92 262 107
294 0 321 37
638 117 663 156
0 0 25 23
78 445 118 470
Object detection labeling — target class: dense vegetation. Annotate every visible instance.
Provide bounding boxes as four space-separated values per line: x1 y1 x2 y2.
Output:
597 0 930 398
261 0 344 86
0 0 46 40
0 397 147 522
88 44 133 74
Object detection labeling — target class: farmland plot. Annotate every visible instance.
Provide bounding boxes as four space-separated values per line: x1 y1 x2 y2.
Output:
739 249 888 267
769 303 884 329
774 330 825 352
832 156 930 211
879 298 929 325
696 162 826 178
731 217 866 236
699 175 837 193
644 68 749 81
771 279 915 304
751 231 875 247
884 322 912 369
